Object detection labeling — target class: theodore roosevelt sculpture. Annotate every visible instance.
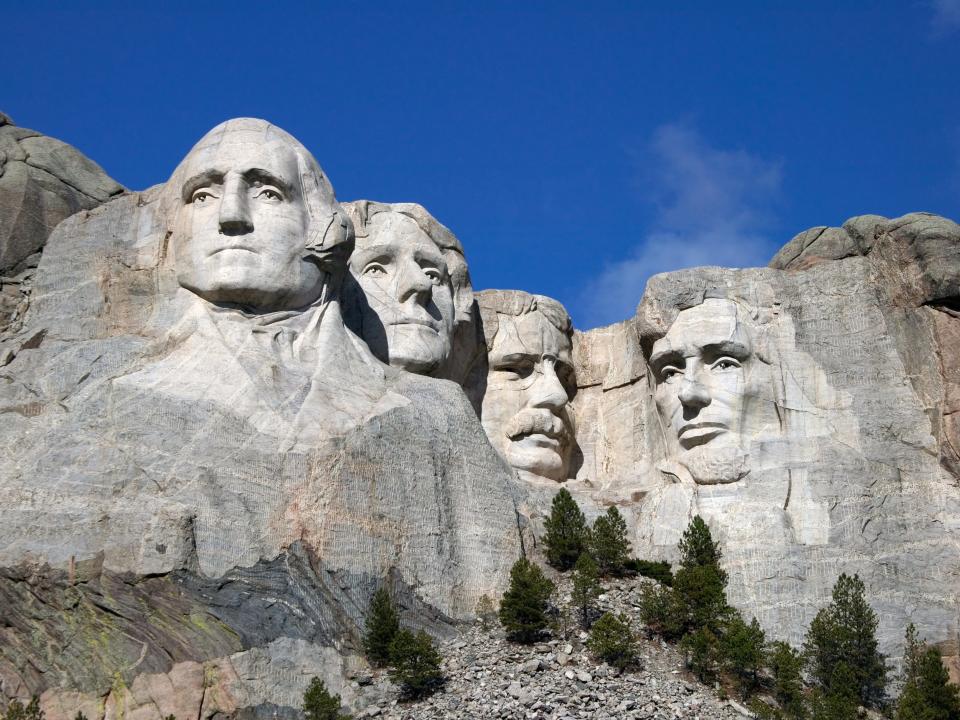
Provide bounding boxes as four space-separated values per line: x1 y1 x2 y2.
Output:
477 289 576 483
342 200 475 380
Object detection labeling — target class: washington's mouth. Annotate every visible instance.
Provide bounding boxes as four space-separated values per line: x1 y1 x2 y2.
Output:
678 422 727 449
511 432 563 449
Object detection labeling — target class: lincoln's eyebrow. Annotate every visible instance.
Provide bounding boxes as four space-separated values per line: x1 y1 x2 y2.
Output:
701 340 751 361
181 170 224 202
649 347 684 372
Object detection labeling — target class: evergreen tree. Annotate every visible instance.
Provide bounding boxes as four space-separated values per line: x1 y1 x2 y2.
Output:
767 641 808 720
570 552 601 627
804 573 887 710
74 714 89 720
587 612 637 670
681 626 722 683
671 517 731 636
3 698 43 720
638 581 686 641
723 614 766 700
542 487 588 570
303 677 351 720
499 557 556 643
589 506 632 577
363 587 400 667
475 594 497 630
896 625 960 720
388 629 444 699
809 663 860 720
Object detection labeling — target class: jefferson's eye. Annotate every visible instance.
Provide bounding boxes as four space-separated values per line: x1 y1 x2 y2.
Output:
712 358 741 371
256 187 283 202
363 263 387 277
496 361 535 380
192 189 217 204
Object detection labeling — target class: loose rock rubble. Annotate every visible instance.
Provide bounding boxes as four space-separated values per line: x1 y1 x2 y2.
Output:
350 576 749 720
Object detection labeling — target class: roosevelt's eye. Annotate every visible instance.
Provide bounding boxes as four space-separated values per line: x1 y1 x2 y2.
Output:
255 187 283 202
363 263 387 277
192 189 217 204
659 366 682 384
712 358 741 372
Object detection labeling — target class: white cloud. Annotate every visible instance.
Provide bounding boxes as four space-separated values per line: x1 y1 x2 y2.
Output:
575 123 783 329
931 0 960 36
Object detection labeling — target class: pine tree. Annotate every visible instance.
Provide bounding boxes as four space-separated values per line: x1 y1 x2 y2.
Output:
499 556 556 643
363 587 400 667
388 629 444 699
896 624 960 720
681 626 722 683
589 506 631 577
803 573 887 710
571 552 601 627
303 677 350 720
4 698 43 720
672 516 730 636
722 614 766 700
809 663 860 720
767 641 808 719
475 594 497 630
542 487 588 571
587 612 637 670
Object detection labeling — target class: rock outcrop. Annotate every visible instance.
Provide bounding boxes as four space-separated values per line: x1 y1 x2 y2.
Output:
570 212 960 657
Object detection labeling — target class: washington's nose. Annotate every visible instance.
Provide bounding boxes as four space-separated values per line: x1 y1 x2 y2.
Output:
395 260 433 304
678 374 711 410
218 176 253 235
529 363 568 411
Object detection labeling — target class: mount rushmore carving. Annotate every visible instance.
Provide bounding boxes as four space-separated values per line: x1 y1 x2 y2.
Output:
0 117 958 716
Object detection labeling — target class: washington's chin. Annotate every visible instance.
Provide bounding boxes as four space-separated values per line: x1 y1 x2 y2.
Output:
505 434 569 482
178 268 322 311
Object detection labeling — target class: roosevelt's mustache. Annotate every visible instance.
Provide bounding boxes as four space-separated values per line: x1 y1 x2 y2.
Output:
505 409 569 441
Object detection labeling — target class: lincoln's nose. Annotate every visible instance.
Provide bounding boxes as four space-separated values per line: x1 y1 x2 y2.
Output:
678 376 711 410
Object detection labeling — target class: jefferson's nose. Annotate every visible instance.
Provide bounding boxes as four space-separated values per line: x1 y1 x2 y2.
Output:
678 374 711 410
395 260 432 304
218 175 253 235
528 362 568 411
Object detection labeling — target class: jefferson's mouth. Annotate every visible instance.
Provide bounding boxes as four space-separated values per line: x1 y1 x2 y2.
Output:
390 318 439 331
678 422 727 448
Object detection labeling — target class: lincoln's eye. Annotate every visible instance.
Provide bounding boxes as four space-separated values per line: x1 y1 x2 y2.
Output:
660 367 682 384
713 358 741 371
364 263 387 277
192 189 216 204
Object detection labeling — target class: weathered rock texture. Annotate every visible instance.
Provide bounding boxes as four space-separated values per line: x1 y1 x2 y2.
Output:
0 120 521 715
570 212 960 658
0 112 123 275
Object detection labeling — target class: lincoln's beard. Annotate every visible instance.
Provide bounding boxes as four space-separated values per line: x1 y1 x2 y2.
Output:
679 443 749 485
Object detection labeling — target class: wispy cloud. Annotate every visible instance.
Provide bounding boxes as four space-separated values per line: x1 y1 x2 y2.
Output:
931 0 960 36
575 123 783 329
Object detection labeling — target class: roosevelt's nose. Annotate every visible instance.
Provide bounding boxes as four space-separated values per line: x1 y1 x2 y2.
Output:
678 371 711 410
528 361 568 411
395 259 433 304
218 175 253 235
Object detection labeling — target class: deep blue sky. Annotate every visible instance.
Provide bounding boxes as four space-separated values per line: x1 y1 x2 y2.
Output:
5 2 959 328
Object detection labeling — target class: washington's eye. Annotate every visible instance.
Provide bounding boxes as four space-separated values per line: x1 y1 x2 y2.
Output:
712 358 741 371
191 189 217 204
423 268 442 284
255 187 283 202
363 263 387 277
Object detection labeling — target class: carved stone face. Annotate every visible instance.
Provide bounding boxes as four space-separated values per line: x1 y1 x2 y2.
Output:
649 299 754 483
481 311 575 483
348 211 456 374
173 129 321 311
